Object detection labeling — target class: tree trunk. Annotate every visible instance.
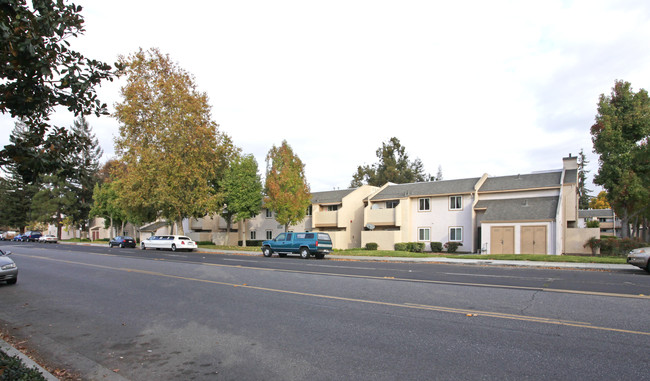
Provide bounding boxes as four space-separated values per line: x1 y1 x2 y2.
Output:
242 219 247 247
177 217 185 236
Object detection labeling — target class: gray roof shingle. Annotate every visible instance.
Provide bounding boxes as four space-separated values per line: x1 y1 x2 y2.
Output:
578 209 615 218
311 189 356 204
475 196 559 222
371 178 481 200
478 171 562 193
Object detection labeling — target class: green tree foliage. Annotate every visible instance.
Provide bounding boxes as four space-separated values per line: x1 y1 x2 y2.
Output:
0 122 39 231
591 80 650 238
114 48 232 234
220 154 263 246
31 172 76 238
265 140 311 231
577 148 591 210
67 116 102 235
0 0 117 182
351 137 432 187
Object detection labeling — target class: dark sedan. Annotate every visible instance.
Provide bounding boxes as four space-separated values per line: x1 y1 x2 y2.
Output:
108 236 136 248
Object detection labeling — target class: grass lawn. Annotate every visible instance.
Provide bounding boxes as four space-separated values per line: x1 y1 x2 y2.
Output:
331 249 627 264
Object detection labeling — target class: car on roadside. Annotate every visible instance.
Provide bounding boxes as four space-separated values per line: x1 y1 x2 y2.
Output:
0 231 16 241
140 235 197 252
627 247 650 273
0 249 18 285
109 236 136 248
12 234 24 242
261 232 333 259
38 234 58 243
23 231 42 242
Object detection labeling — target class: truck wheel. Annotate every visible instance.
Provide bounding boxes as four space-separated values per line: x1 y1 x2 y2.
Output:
300 248 310 259
263 247 272 257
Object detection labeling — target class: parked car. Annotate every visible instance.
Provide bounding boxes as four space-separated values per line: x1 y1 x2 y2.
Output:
109 236 136 248
261 232 333 259
12 234 24 242
140 235 197 252
627 247 650 273
38 234 58 243
23 231 42 242
1 231 16 241
0 249 18 285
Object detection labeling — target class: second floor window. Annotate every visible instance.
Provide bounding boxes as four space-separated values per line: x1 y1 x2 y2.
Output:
265 209 273 218
386 200 399 209
450 196 462 210
327 205 339 212
419 198 430 211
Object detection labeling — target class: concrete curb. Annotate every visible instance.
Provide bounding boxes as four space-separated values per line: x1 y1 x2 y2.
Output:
0 338 58 381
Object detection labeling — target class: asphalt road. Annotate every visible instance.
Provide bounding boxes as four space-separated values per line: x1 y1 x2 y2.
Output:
1 242 649 380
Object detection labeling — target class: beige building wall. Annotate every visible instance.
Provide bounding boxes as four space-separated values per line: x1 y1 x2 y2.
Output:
566 227 600 254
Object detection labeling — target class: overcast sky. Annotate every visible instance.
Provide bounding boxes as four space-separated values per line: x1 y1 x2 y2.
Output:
2 0 650 192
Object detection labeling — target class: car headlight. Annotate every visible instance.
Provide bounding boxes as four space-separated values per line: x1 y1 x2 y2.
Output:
1 263 16 270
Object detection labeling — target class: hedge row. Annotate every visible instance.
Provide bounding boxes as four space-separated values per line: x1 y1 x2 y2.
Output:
0 350 47 380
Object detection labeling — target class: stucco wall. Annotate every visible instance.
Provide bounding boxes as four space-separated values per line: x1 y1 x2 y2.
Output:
361 230 401 251
565 228 600 255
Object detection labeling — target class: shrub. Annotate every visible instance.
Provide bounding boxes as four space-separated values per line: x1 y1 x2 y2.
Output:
0 351 47 380
394 242 409 251
444 241 463 253
586 220 600 228
394 242 424 252
429 242 443 252
237 240 264 247
407 242 425 252
366 242 378 250
196 241 214 246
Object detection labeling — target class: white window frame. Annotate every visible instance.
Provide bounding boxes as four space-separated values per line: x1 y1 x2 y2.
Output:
250 230 256 240
418 227 430 241
306 205 312 216
327 204 339 212
265 209 273 218
266 230 273 240
418 198 430 212
449 195 462 210
449 227 463 242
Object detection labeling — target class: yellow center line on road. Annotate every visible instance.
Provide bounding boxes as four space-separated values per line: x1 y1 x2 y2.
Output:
17 253 650 337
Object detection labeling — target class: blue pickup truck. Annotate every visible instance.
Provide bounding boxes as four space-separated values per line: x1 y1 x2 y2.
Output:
261 232 333 259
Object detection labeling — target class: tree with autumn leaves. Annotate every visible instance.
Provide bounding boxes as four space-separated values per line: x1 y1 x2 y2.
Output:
113 48 235 235
265 141 311 232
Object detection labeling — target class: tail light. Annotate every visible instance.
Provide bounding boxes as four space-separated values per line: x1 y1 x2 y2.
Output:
315 241 318 247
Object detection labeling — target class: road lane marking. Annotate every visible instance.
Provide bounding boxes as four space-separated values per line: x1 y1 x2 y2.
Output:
16 253 650 337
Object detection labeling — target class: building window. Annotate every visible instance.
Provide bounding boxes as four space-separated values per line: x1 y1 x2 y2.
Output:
386 200 399 209
450 196 462 210
266 230 273 240
250 231 256 240
419 198 430 211
449 227 462 242
265 209 273 218
327 205 339 212
306 205 312 216
418 227 430 241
